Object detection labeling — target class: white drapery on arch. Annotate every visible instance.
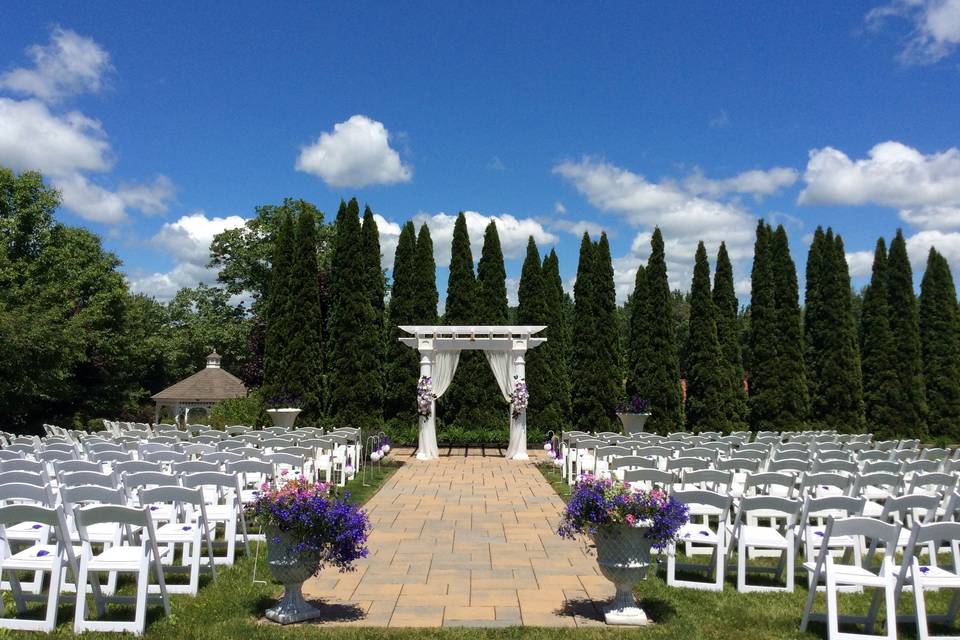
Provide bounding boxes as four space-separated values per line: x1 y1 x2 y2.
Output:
399 326 546 461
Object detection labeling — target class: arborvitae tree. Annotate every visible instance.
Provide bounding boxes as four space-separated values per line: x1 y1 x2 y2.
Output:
360 207 385 419
592 233 622 432
284 208 325 424
327 198 382 430
625 264 649 398
541 249 571 430
263 210 295 396
804 227 828 421
770 224 808 429
887 229 928 439
571 233 600 431
829 233 865 431
517 237 551 433
860 239 902 439
713 242 748 431
476 221 508 323
748 221 781 430
383 221 418 421
641 228 684 433
919 248 960 442
685 241 726 432
413 223 438 323
443 213 477 324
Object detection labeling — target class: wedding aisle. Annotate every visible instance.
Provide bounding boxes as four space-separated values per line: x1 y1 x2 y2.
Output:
302 450 611 627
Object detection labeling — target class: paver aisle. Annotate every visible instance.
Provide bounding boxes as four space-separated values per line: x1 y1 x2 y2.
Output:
302 450 613 627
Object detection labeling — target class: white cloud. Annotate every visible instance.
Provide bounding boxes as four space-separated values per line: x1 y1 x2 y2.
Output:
846 250 875 279
55 174 175 224
799 141 960 211
550 218 608 238
867 0 960 64
373 213 402 269
683 166 798 200
412 211 558 266
295 115 412 188
898 205 960 229
554 201 567 214
0 98 110 175
130 211 248 300
0 27 112 103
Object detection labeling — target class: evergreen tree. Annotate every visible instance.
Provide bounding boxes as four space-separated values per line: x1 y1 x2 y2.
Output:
804 227 828 421
360 207 385 418
517 237 551 434
748 221 781 430
571 233 600 431
327 198 382 430
860 239 902 439
476 221 508 323
919 248 960 442
262 210 295 396
413 223 438 323
829 233 865 431
770 224 808 429
541 249 571 430
641 228 683 433
625 264 649 398
887 229 928 439
713 242 748 430
383 221 418 421
283 208 325 424
592 233 622 432
685 242 725 432
443 213 477 324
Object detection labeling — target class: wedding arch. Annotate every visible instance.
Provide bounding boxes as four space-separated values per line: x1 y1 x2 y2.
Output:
398 325 546 461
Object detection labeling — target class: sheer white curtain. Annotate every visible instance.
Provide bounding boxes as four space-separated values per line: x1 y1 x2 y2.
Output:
485 351 528 460
417 351 460 460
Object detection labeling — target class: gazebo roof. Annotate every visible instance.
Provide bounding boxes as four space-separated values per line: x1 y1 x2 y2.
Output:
151 353 247 403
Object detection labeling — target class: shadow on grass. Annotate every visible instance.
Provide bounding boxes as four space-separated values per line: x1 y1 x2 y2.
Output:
249 593 366 625
556 595 677 626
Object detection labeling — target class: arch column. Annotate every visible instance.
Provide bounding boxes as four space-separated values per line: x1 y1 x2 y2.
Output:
416 341 440 460
505 344 529 460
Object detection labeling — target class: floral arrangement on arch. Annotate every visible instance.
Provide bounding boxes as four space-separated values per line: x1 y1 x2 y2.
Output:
245 477 370 572
509 376 528 418
557 475 688 550
417 376 435 418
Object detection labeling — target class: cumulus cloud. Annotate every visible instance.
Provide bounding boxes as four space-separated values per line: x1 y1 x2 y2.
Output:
0 27 112 102
845 250 875 279
0 32 174 223
550 218 608 238
295 115 412 188
867 0 960 64
372 213 402 268
411 211 558 266
130 211 248 300
553 157 758 300
683 166 799 200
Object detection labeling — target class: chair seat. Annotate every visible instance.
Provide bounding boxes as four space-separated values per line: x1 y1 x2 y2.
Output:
801 561 889 587
5 521 48 541
736 524 789 548
894 564 960 587
677 523 720 545
802 525 857 548
87 545 169 572
862 487 893 501
204 505 235 521
687 504 724 518
862 501 885 517
0 544 75 571
154 521 202 543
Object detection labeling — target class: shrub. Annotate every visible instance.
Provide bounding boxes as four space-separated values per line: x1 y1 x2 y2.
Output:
209 395 263 429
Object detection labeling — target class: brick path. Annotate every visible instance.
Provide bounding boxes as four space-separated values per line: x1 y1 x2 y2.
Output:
301 449 612 627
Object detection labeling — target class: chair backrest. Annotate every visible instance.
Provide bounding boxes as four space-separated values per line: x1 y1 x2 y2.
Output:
61 485 127 511
921 447 951 461
738 496 801 523
225 426 249 436
206 451 244 465
59 470 117 489
216 440 246 451
909 471 958 496
53 459 101 475
879 493 941 527
862 460 900 475
811 458 858 475
172 460 220 475
0 450 24 461
680 468 733 492
633 446 673 460
272 446 315 459
37 448 77 463
799 472 853 497
0 470 47 487
621 468 673 488
181 471 237 491
768 457 811 473
815 449 851 462
716 456 763 473
74 503 151 532
608 456 659 471
595 445 632 459
825 516 901 561
90 449 133 464
140 485 207 517
0 459 47 475
260 438 297 449
144 450 188 464
182 444 216 457
902 459 939 474
672 489 732 520
683 447 719 461
666 457 710 473
798 494 865 527
743 471 797 497
113 460 162 477
0 482 55 506
266 452 306 470
857 450 891 463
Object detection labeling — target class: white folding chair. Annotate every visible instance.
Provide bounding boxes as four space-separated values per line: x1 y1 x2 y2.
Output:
895 521 960 640
73 504 170 635
181 472 247 564
667 489 731 591
801 516 901 640
729 496 801 592
796 495 866 590
140 486 216 595
0 504 79 632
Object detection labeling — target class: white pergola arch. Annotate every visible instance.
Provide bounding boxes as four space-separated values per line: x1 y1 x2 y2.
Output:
399 325 546 461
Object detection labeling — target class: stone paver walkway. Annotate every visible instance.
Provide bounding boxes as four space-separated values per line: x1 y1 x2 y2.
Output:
302 449 612 627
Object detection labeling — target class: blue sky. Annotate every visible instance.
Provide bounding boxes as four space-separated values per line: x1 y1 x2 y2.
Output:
2 1 960 305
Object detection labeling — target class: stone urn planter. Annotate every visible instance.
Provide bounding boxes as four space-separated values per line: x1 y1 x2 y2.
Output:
264 526 322 624
266 408 301 429
592 524 653 625
616 412 651 436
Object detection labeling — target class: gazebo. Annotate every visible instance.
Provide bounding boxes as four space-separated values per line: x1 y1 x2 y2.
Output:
151 351 247 424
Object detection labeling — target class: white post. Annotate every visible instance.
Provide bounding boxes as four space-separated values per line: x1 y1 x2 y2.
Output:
506 350 529 460
416 349 439 460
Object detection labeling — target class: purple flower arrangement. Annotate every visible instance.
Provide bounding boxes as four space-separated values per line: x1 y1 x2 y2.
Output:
246 477 370 572
417 376 435 418
265 393 302 409
557 475 688 550
615 394 650 415
510 377 529 418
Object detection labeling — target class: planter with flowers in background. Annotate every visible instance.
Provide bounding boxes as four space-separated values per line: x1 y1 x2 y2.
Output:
265 394 302 429
558 475 688 625
615 395 652 436
247 477 370 624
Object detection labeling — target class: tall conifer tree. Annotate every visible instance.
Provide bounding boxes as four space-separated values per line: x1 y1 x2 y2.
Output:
748 221 780 430
477 221 508 323
413 223 438 323
770 224 808 428
571 233 600 431
860 239 902 439
642 228 683 433
685 242 725 432
887 229 928 439
360 207 385 417
626 264 649 398
541 249 571 430
383 221 418 421
517 237 551 433
328 198 382 430
713 242 748 430
919 248 960 442
263 210 296 396
593 233 622 431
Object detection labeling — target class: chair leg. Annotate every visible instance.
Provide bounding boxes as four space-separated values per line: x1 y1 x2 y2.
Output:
74 558 89 633
45 556 62 632
134 556 149 636
825 561 840 640
737 538 747 592
800 564 820 631
884 572 899 640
